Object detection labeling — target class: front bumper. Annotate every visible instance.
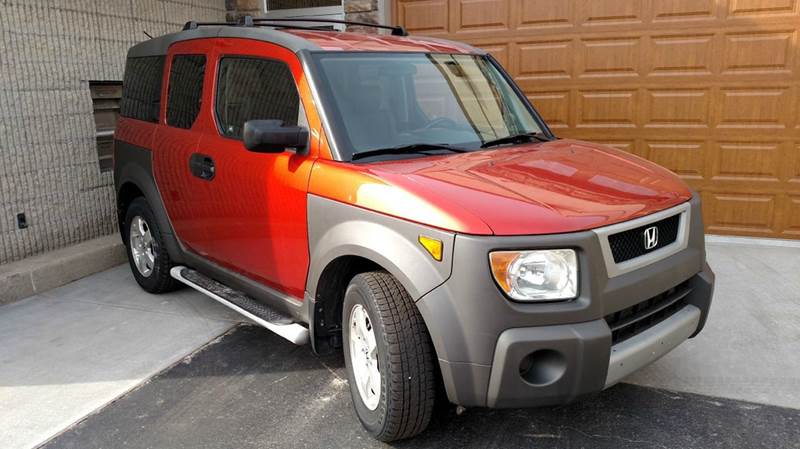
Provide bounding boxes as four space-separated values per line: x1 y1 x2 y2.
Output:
416 195 715 408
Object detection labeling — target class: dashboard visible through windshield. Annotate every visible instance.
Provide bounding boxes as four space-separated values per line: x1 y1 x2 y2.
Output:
309 52 548 161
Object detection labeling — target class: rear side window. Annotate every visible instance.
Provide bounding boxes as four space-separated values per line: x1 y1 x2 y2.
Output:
120 56 165 123
215 57 299 139
166 55 206 129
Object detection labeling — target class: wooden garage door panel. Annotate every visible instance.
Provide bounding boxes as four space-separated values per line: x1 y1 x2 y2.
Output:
704 193 776 234
646 141 706 180
395 0 800 239
576 90 637 128
517 40 573 79
723 31 794 74
397 0 449 34
454 0 510 32
729 0 798 17
526 91 570 128
578 37 641 78
516 0 572 29
648 34 715 76
653 0 716 22
712 142 782 181
718 88 791 129
784 195 800 236
579 0 643 26
793 144 800 182
644 89 710 127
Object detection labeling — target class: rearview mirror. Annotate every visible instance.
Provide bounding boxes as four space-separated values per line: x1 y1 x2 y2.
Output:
243 120 308 153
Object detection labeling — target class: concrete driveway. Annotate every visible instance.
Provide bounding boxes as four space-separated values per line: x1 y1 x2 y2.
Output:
1 239 799 448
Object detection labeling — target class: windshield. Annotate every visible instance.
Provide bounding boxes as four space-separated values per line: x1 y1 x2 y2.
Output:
310 52 546 160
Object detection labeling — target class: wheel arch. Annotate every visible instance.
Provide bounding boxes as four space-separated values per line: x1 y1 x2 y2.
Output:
114 140 184 263
306 195 455 355
116 181 144 232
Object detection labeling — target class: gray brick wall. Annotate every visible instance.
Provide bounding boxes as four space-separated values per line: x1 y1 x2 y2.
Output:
0 0 225 265
225 1 384 31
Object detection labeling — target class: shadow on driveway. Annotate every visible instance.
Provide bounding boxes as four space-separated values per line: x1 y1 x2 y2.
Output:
44 325 800 449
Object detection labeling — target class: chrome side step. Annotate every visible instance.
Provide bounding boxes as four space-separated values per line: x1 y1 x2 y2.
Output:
170 266 309 345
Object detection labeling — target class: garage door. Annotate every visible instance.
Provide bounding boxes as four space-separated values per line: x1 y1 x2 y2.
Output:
394 0 800 239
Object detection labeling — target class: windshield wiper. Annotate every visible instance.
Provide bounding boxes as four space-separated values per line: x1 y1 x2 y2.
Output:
480 132 551 149
351 143 468 161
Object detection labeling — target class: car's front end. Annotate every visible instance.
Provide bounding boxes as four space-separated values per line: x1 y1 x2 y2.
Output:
300 41 714 410
417 193 713 407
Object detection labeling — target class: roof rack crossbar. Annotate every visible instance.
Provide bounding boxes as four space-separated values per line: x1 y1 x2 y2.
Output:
182 16 409 37
250 17 408 36
183 21 231 30
183 21 333 33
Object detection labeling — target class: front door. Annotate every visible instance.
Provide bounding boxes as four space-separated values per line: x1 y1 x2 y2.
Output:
193 39 319 299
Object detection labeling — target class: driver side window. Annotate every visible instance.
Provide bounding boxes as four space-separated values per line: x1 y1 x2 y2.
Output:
215 57 300 139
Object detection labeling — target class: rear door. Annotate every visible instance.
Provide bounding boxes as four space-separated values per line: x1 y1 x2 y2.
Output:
153 40 215 256
192 39 320 299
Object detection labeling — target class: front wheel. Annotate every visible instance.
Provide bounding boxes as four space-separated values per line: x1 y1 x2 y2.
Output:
342 271 437 442
124 197 179 293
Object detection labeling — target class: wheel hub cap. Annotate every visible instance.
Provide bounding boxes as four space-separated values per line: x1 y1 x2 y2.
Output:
129 215 155 277
349 304 380 410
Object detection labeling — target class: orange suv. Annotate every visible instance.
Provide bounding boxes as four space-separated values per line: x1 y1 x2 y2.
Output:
114 17 714 441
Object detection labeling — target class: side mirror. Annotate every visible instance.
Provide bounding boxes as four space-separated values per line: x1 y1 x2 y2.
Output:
243 119 308 153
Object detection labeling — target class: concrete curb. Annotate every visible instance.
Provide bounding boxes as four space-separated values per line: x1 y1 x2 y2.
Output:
0 235 126 306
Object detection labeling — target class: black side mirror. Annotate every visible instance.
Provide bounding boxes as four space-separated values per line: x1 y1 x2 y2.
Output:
243 119 308 153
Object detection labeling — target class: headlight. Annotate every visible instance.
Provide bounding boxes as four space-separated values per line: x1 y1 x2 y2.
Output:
489 249 578 301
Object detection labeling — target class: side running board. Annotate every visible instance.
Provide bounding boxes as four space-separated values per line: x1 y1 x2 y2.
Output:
170 266 309 345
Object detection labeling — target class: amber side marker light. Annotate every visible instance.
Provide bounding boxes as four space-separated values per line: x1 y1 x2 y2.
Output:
489 251 518 293
418 235 443 261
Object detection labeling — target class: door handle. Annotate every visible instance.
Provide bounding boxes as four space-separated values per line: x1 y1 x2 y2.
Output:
189 153 215 181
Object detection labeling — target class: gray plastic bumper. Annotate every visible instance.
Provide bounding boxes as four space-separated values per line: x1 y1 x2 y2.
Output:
480 265 713 409
605 304 700 388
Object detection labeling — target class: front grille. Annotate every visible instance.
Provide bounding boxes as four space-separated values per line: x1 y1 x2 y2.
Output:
605 281 692 345
608 214 681 263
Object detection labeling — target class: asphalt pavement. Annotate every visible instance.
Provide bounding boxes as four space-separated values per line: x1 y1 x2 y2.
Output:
43 325 800 449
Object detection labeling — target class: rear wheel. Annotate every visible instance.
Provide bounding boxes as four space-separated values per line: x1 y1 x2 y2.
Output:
342 271 436 442
124 197 179 293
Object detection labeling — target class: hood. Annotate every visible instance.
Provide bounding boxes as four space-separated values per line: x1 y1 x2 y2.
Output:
309 139 692 236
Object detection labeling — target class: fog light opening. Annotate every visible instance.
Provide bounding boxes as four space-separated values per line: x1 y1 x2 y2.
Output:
518 349 567 386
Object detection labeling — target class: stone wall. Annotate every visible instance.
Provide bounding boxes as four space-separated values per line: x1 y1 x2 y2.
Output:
0 0 225 265
225 0 384 30
344 0 380 32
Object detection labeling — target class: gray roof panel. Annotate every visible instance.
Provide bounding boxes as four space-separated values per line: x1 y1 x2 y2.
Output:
126 26 323 58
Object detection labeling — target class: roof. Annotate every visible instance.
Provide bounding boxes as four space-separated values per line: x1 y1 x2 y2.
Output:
281 30 482 54
127 26 484 58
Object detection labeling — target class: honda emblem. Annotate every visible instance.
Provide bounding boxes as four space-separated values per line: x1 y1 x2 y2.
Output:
643 226 659 250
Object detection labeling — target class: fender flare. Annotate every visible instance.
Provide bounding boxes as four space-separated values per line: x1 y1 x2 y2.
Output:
114 140 184 263
306 195 455 302
307 221 452 302
304 195 456 354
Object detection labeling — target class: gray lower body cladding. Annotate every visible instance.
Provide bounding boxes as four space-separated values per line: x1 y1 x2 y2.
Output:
416 195 714 408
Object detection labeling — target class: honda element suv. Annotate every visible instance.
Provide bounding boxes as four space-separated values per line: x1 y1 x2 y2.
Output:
115 17 714 442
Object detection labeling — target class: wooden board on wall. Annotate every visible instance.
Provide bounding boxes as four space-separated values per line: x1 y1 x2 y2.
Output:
394 0 800 239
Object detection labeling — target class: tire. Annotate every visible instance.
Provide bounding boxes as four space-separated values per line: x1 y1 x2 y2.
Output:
342 271 436 442
123 197 179 293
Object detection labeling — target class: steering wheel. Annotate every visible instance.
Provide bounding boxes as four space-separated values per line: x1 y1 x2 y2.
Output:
421 117 459 130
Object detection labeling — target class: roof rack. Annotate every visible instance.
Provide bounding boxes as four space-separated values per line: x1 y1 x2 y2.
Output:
251 17 408 36
183 15 409 37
